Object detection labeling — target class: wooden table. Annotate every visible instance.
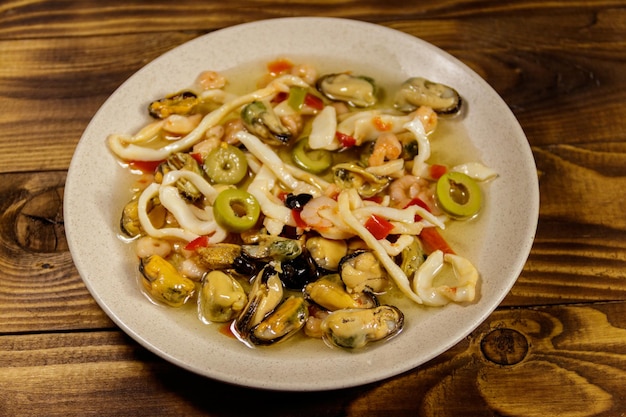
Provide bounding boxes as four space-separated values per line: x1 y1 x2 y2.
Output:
2 1 626 415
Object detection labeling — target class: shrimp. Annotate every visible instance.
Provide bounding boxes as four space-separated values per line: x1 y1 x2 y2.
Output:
290 63 317 86
299 196 354 240
135 236 172 259
368 132 402 167
192 125 224 158
280 113 304 137
196 70 227 90
413 106 438 134
223 118 245 145
163 114 203 135
389 175 430 208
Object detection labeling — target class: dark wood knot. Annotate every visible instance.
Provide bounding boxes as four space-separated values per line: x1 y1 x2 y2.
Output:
15 186 67 253
480 328 529 365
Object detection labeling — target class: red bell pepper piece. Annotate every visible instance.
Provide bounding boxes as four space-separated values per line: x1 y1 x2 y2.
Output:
364 214 394 240
184 235 210 251
429 164 448 180
128 159 163 174
267 58 293 75
419 227 455 255
335 131 357 148
291 209 308 229
404 197 431 221
190 152 204 165
304 93 324 111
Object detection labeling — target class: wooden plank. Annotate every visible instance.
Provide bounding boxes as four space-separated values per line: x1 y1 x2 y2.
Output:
1 302 625 416
0 33 197 173
502 143 626 306
0 171 112 333
1 10 625 173
1 0 625 39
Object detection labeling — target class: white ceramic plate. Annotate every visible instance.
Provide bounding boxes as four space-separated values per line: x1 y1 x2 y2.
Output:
65 17 538 391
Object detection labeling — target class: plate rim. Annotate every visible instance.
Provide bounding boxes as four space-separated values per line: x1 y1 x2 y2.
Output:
65 16 539 391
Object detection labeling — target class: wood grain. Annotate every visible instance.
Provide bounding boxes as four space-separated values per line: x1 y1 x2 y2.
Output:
2 0 626 415
1 4 626 173
0 171 111 333
2 303 626 416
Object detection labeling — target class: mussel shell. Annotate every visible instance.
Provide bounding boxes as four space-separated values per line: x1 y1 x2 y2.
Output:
305 274 378 311
332 162 390 198
305 236 348 271
399 236 426 279
241 100 292 145
241 235 303 262
198 270 247 323
249 296 308 345
139 255 196 308
120 193 166 237
234 264 284 337
156 153 204 201
148 90 199 119
321 305 404 349
394 77 462 115
316 73 378 107
120 197 141 237
338 250 390 294
195 243 242 270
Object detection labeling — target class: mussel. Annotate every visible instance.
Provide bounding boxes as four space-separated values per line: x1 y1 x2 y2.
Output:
394 77 462 115
120 197 142 237
339 250 390 294
332 162 390 198
305 236 348 271
195 243 242 270
241 100 292 145
198 270 247 323
249 296 308 345
155 152 204 201
139 255 195 307
321 305 404 349
399 236 426 279
148 90 199 119
316 73 377 107
120 193 167 238
241 235 302 262
305 274 378 311
234 264 284 337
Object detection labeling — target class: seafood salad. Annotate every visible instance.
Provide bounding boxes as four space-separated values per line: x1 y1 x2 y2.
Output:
109 58 497 350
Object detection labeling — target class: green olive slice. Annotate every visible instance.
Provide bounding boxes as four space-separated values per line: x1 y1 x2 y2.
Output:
213 188 261 233
204 144 248 184
292 138 333 174
435 172 482 219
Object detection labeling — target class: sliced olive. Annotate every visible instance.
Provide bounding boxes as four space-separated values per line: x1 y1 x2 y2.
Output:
292 138 333 174
284 193 313 210
213 188 260 232
204 144 248 184
435 172 482 219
